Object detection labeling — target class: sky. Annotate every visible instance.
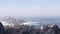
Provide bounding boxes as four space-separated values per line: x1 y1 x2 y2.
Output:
0 0 60 17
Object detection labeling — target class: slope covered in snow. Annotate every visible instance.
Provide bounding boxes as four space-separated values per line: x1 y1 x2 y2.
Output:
0 16 25 26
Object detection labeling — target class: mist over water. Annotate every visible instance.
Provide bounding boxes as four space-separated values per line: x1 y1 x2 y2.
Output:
18 17 60 28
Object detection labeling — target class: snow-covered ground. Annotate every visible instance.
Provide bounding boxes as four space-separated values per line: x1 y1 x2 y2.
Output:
1 21 14 27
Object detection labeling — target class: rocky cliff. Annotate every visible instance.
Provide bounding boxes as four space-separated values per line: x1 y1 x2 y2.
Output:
4 23 60 34
0 22 60 34
0 22 4 34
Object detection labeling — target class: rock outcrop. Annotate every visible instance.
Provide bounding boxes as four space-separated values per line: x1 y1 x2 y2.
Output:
4 24 60 34
40 24 60 34
0 22 4 34
0 22 60 34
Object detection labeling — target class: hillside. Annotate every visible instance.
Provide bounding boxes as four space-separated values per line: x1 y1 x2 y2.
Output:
0 16 25 26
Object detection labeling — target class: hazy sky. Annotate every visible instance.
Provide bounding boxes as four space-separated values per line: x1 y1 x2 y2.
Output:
0 0 60 17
